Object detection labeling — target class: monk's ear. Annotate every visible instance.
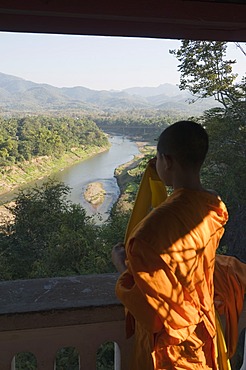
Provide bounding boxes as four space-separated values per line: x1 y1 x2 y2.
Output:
163 154 173 169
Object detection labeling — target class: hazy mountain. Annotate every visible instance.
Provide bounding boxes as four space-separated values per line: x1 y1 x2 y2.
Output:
123 83 182 97
0 72 220 114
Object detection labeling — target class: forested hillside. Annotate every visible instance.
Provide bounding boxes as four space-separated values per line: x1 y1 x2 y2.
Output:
93 109 186 140
0 116 108 167
0 111 181 195
0 115 111 196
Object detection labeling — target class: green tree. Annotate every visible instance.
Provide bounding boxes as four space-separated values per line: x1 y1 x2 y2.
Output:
0 115 109 169
0 180 100 279
170 40 246 260
97 207 131 273
169 41 242 109
199 106 246 260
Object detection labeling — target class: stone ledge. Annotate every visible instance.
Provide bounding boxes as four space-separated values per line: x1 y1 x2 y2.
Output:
0 273 120 315
0 273 125 332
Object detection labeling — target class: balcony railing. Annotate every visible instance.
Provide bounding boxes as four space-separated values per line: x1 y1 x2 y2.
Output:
0 273 245 370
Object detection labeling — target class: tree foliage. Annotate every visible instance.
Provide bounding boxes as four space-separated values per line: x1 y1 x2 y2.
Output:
93 110 180 141
0 116 108 167
200 106 246 260
0 180 99 279
170 41 244 109
171 40 246 260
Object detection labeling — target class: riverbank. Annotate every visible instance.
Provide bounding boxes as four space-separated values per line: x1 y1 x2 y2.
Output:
114 141 155 213
114 157 142 213
0 138 154 224
0 144 110 199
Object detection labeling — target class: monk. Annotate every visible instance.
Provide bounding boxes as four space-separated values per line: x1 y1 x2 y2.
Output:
112 121 228 369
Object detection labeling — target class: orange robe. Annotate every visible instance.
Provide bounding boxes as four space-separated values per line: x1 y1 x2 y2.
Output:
116 188 228 369
214 255 246 359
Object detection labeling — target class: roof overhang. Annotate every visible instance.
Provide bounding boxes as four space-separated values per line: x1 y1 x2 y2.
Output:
0 0 246 41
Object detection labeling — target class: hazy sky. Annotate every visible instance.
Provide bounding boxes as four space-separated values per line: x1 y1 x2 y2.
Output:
0 32 245 91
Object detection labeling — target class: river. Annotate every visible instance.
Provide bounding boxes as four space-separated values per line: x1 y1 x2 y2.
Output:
53 135 139 221
0 135 140 222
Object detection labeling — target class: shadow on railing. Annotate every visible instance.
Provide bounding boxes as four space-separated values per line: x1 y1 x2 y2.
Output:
0 273 245 370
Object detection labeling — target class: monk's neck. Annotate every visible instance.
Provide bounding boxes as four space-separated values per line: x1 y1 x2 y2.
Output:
172 171 204 191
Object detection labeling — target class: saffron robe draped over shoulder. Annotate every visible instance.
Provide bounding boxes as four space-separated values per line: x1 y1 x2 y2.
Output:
116 186 228 369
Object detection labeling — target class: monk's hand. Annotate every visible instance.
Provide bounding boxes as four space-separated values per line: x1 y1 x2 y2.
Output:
112 242 127 273
148 156 157 168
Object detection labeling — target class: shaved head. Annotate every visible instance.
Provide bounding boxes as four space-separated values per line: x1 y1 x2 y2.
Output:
157 121 208 170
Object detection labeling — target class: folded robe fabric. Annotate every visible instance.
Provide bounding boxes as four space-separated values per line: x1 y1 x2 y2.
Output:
124 160 167 243
116 160 229 369
216 312 232 370
214 255 246 359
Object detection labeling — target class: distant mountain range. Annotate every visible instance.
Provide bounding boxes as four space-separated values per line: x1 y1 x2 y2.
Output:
0 72 220 115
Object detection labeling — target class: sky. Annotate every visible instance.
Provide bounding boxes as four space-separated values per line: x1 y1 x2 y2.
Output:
0 32 245 91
